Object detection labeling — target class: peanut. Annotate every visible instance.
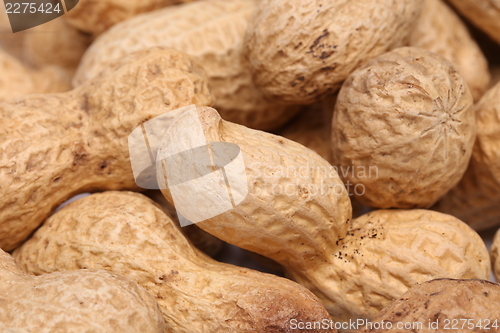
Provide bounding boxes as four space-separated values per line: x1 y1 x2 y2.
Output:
358 279 500 333
155 107 488 323
0 47 212 251
0 249 165 332
332 47 475 209
15 191 335 333
409 0 490 101
446 0 500 46
433 81 500 230
243 0 424 104
64 0 199 37
73 0 299 130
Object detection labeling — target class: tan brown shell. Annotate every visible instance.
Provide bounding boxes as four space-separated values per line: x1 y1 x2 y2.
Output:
359 279 500 333
332 47 475 209
14 191 335 333
144 189 224 257
0 250 165 332
73 0 298 130
446 0 500 46
23 18 91 73
409 0 490 101
243 0 424 104
158 106 352 276
278 95 366 218
0 47 212 251
433 81 500 231
312 210 490 324
155 107 486 323
64 0 199 37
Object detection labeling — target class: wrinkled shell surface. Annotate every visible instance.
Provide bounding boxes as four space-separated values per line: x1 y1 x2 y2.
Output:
278 96 366 218
433 81 500 230
332 47 475 209
65 0 198 36
158 106 352 277
492 230 500 282
0 250 165 333
244 0 423 104
360 279 500 333
0 50 71 101
0 47 212 251
15 191 334 333
74 0 297 130
446 0 500 45
409 0 490 101
310 210 490 323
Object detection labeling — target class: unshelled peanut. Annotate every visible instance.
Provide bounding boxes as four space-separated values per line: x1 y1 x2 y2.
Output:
0 249 165 333
15 191 335 333
244 0 424 104
409 0 490 101
155 107 488 324
332 47 475 209
73 0 298 130
433 81 500 230
0 47 212 251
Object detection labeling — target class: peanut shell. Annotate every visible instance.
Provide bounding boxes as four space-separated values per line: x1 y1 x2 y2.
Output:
409 0 490 101
332 47 475 209
0 250 165 333
446 0 500 46
244 0 424 104
0 47 212 251
73 0 298 130
359 279 500 333
15 191 335 333
433 81 500 230
313 209 490 323
64 0 198 36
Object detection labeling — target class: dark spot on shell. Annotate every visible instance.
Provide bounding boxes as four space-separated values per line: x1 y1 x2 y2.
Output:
319 50 335 59
308 29 329 53
81 94 90 114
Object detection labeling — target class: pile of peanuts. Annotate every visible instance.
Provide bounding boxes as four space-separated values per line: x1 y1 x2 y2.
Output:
1 0 500 332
